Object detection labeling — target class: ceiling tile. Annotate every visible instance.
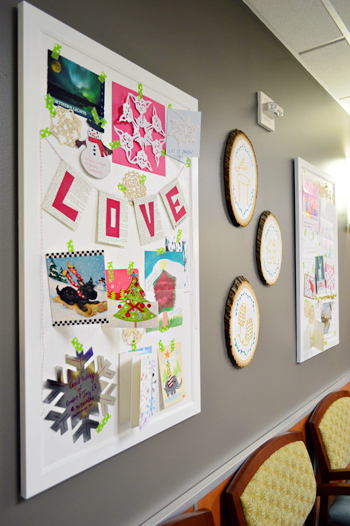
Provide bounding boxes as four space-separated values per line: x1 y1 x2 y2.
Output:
301 39 350 99
331 0 350 33
245 0 342 52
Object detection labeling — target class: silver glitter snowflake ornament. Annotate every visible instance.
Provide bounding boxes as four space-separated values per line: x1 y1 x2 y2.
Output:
44 347 116 443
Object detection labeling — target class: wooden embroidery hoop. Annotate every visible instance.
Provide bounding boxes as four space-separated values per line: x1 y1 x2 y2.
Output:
224 129 258 227
256 211 283 285
225 276 260 367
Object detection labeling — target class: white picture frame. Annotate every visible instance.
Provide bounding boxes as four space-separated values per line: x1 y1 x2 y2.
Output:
18 1 200 498
294 157 339 363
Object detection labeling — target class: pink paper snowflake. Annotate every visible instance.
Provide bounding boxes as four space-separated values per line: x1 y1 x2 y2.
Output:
112 82 166 176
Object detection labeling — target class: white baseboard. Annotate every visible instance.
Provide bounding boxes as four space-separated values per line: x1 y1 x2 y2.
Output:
141 371 350 526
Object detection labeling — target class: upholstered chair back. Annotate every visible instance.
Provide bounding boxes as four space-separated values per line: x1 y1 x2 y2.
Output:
226 433 316 526
318 396 350 470
240 440 316 526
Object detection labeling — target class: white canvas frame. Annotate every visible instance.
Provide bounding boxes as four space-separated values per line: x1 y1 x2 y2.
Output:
294 157 339 363
18 1 200 498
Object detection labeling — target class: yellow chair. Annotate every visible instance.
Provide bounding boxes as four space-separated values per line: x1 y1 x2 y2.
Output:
310 390 350 526
226 431 317 525
227 428 350 526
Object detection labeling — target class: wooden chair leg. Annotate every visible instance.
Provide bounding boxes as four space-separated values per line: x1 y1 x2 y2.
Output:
305 495 318 526
318 495 329 526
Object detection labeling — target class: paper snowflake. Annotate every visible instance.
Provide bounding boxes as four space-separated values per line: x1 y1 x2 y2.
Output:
44 347 117 443
50 106 82 148
114 93 165 172
168 112 198 148
120 170 147 206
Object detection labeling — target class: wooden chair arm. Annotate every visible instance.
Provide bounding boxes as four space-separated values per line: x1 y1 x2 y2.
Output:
317 483 350 496
328 469 350 481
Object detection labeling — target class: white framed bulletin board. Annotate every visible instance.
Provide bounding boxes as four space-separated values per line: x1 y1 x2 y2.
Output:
294 157 339 363
18 1 200 498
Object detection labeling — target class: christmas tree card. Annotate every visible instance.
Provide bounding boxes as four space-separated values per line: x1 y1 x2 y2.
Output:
158 342 186 409
46 251 108 326
108 271 158 328
105 268 140 300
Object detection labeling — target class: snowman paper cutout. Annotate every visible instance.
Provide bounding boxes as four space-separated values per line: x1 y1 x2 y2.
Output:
76 120 112 179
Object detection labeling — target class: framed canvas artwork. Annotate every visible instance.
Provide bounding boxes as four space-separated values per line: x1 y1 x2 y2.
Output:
294 157 339 363
18 2 200 497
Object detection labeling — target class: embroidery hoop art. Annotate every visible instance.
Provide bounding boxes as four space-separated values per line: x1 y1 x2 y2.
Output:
256 211 283 286
224 129 258 227
225 276 260 367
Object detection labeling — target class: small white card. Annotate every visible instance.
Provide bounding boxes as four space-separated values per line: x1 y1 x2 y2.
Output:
118 347 153 428
166 109 201 159
139 355 157 430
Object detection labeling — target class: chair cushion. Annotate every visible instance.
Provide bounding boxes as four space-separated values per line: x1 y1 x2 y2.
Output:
329 482 350 526
319 397 350 469
240 441 316 526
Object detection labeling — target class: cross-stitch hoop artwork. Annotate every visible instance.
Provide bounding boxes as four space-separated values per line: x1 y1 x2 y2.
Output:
224 129 258 227
256 211 283 286
225 276 260 367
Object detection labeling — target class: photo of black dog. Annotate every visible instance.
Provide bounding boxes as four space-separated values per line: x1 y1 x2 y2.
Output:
56 277 99 312
47 251 108 325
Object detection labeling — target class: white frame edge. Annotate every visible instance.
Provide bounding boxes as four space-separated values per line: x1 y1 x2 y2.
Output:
294 157 339 364
18 1 200 499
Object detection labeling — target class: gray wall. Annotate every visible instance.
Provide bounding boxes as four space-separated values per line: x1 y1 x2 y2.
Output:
2 0 350 524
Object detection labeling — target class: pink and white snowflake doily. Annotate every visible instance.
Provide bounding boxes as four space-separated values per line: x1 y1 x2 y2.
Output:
112 82 166 176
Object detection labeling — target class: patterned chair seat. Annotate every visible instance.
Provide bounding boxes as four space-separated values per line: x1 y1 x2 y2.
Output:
226 432 316 526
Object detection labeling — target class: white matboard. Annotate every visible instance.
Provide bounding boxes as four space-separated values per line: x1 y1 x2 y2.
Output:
294 157 339 363
18 1 200 498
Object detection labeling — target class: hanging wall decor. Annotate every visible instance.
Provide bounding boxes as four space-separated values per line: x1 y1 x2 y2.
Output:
256 211 283 285
18 2 200 498
224 129 258 227
294 157 339 363
225 276 260 367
